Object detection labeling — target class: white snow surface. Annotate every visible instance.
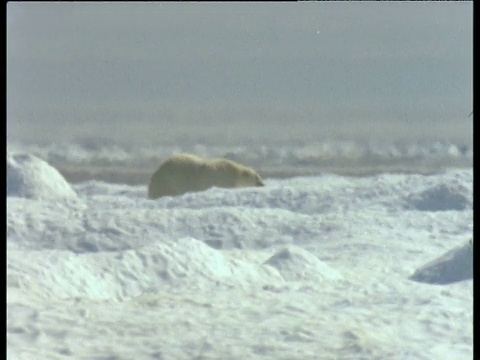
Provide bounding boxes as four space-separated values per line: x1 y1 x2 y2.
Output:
7 155 473 360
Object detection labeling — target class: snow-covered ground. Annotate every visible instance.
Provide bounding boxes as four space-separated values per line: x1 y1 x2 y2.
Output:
7 153 473 360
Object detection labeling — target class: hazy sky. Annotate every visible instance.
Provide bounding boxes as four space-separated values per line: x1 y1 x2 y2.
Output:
7 2 473 144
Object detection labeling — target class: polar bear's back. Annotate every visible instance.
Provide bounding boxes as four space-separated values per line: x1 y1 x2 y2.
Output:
160 153 205 174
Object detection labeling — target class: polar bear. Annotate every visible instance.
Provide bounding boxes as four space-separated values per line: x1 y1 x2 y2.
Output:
148 153 264 199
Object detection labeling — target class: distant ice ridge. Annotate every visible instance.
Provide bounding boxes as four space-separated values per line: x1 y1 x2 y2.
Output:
7 138 473 170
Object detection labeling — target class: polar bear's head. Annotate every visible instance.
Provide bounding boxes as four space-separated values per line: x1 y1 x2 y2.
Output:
237 167 264 187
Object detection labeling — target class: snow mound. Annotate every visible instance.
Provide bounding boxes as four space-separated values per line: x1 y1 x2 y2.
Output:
409 240 473 284
264 246 342 282
404 183 471 211
7 152 77 200
128 237 281 287
8 237 283 301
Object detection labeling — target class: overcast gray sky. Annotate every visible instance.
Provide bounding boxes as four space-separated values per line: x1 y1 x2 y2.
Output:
7 2 473 145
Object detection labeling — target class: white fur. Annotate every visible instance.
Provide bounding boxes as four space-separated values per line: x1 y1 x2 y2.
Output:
148 153 264 199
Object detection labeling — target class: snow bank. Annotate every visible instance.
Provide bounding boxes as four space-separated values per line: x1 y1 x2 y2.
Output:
10 139 472 171
409 240 473 284
7 152 77 200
